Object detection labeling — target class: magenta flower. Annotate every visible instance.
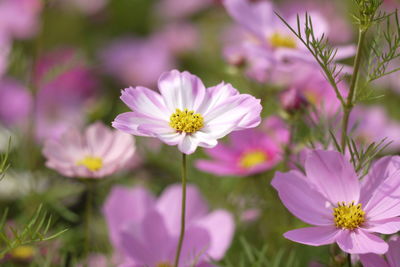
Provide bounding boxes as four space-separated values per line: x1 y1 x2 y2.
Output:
0 78 32 127
195 124 282 176
103 184 235 266
112 69 262 155
43 122 136 178
272 150 400 254
360 236 400 267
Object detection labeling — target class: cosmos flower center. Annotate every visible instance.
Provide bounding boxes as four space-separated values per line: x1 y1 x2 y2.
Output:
76 156 103 171
169 108 204 133
239 150 268 168
156 262 173 267
333 201 365 230
269 32 297 48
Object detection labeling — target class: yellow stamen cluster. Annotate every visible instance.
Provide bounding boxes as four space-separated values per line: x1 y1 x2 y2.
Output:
239 151 268 169
10 245 35 260
333 201 365 230
76 156 103 171
156 262 173 267
169 108 204 133
269 32 297 48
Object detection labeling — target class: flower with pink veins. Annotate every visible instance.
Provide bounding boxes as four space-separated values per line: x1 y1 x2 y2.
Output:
112 69 262 155
103 184 235 267
43 122 136 179
222 0 354 84
195 121 283 176
360 236 400 267
272 150 400 254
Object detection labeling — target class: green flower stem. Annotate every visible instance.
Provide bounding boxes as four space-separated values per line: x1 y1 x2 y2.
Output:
347 253 352 267
84 180 94 267
174 153 187 267
340 29 367 151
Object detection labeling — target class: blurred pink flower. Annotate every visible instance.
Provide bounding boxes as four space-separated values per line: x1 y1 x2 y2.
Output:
360 236 400 267
157 0 212 19
0 0 42 40
112 69 262 155
0 78 32 127
195 123 283 176
240 208 261 223
100 37 175 88
260 115 290 145
34 48 98 141
222 0 354 84
43 122 136 178
157 23 199 55
103 184 234 267
350 106 400 151
272 150 400 254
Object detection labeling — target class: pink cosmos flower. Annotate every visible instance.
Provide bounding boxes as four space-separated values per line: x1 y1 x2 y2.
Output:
43 122 135 178
112 69 262 155
272 150 400 254
360 236 400 267
350 106 400 151
100 37 175 88
34 48 98 141
0 78 32 127
103 184 235 267
195 122 283 176
222 0 354 84
156 0 212 19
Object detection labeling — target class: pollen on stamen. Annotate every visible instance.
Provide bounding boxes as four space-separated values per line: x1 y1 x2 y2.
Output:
333 201 365 230
269 32 297 48
169 108 204 133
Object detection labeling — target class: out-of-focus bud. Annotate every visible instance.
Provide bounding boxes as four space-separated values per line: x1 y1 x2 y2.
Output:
279 87 308 113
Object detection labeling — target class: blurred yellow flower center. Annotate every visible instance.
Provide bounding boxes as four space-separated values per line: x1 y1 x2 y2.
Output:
156 262 173 267
10 245 35 260
269 32 297 48
76 156 103 171
333 202 365 230
169 108 204 133
240 151 268 169
304 90 320 105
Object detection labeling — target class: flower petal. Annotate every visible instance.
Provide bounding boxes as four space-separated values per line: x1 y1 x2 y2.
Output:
158 70 206 112
359 254 389 267
195 210 235 260
305 150 360 204
284 226 339 246
112 112 168 137
156 184 208 236
271 170 333 226
387 236 400 267
364 217 400 234
336 229 388 254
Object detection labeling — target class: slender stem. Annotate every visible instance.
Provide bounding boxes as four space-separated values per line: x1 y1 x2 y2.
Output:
174 154 188 267
340 29 367 151
347 253 352 267
84 181 93 267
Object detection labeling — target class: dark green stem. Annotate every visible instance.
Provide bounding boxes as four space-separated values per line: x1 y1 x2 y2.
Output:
340 29 367 151
173 154 187 267
84 181 93 267
347 253 352 267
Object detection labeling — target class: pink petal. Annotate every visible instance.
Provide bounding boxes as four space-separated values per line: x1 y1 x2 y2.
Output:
195 210 235 260
359 254 388 267
112 112 168 137
364 168 400 221
156 184 208 236
158 70 206 112
387 236 400 267
195 160 240 176
179 226 211 266
120 86 170 121
364 217 400 234
336 229 388 254
305 150 360 204
284 226 339 246
102 186 155 251
271 170 333 226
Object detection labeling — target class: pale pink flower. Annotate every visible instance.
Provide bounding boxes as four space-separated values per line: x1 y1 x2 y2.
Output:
0 78 32 127
103 184 234 267
156 0 212 19
195 123 282 176
272 150 400 254
43 122 135 178
360 236 400 267
112 69 262 154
